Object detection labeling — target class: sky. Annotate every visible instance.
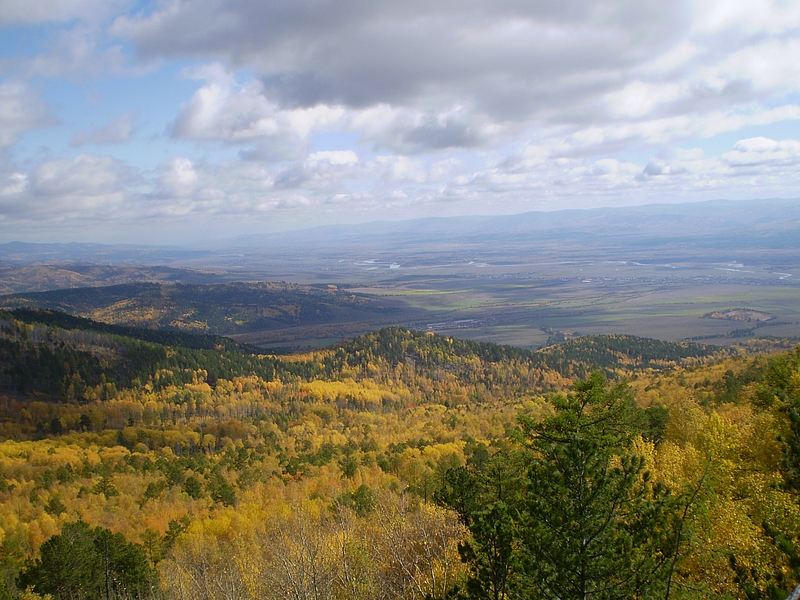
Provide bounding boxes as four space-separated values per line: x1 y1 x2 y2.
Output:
1 0 800 245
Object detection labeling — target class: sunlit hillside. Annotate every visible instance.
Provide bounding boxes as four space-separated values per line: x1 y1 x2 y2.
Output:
0 309 798 598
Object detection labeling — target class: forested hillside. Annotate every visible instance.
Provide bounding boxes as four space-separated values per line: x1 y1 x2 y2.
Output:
0 282 396 335
0 309 798 599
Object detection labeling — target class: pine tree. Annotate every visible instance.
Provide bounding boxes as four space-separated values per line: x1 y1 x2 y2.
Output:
517 373 677 600
440 373 679 600
438 450 525 600
17 521 155 600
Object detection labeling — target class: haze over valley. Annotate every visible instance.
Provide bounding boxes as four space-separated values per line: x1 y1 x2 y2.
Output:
1 198 798 351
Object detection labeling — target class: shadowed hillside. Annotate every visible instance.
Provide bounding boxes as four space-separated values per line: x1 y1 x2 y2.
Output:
0 281 399 336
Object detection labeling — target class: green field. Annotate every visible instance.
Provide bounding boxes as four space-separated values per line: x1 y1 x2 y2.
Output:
354 266 800 349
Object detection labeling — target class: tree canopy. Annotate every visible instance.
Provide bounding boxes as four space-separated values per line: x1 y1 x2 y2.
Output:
440 374 679 600
17 521 154 600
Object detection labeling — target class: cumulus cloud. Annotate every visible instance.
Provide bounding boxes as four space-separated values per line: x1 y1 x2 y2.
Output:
71 111 137 146
170 65 378 166
434 129 800 212
0 155 136 223
0 173 27 196
106 0 800 163
4 0 800 240
171 65 345 145
350 104 504 153
27 27 139 79
170 66 501 154
722 137 800 168
29 155 127 197
692 0 800 36
0 81 51 149
112 0 685 121
275 195 311 209
172 66 282 141
158 157 199 198
374 155 430 184
714 39 800 93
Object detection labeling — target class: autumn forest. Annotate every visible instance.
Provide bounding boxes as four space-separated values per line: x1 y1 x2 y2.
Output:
1 307 799 599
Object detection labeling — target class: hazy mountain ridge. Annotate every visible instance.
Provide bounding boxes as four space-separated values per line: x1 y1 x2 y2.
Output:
2 199 798 269
0 241 210 265
0 262 229 294
231 198 800 250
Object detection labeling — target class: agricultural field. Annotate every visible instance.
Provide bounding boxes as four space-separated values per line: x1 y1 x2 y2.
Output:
2 200 798 351
3 262 798 352
355 272 800 349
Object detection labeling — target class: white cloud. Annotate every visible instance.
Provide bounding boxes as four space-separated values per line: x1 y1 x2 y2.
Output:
275 195 311 209
351 104 504 153
171 66 500 154
375 156 429 184
0 154 134 224
4 0 800 239
172 66 281 141
324 193 354 205
112 0 686 123
0 81 51 149
0 173 27 196
543 104 800 157
30 155 126 198
17 20 156 82
722 137 800 167
159 157 198 197
106 0 800 162
692 0 800 35
172 65 345 146
714 39 800 92
605 81 686 119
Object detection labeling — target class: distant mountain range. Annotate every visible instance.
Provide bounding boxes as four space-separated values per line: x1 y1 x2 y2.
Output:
0 241 209 265
0 263 227 294
2 198 798 268
231 197 800 252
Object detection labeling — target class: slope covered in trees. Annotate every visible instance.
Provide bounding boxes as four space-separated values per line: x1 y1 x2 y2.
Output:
0 310 719 409
0 281 397 335
331 327 718 373
0 309 798 599
0 310 282 402
7 308 258 352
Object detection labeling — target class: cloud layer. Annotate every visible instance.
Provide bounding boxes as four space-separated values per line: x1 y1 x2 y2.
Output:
112 0 684 119
0 0 798 242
